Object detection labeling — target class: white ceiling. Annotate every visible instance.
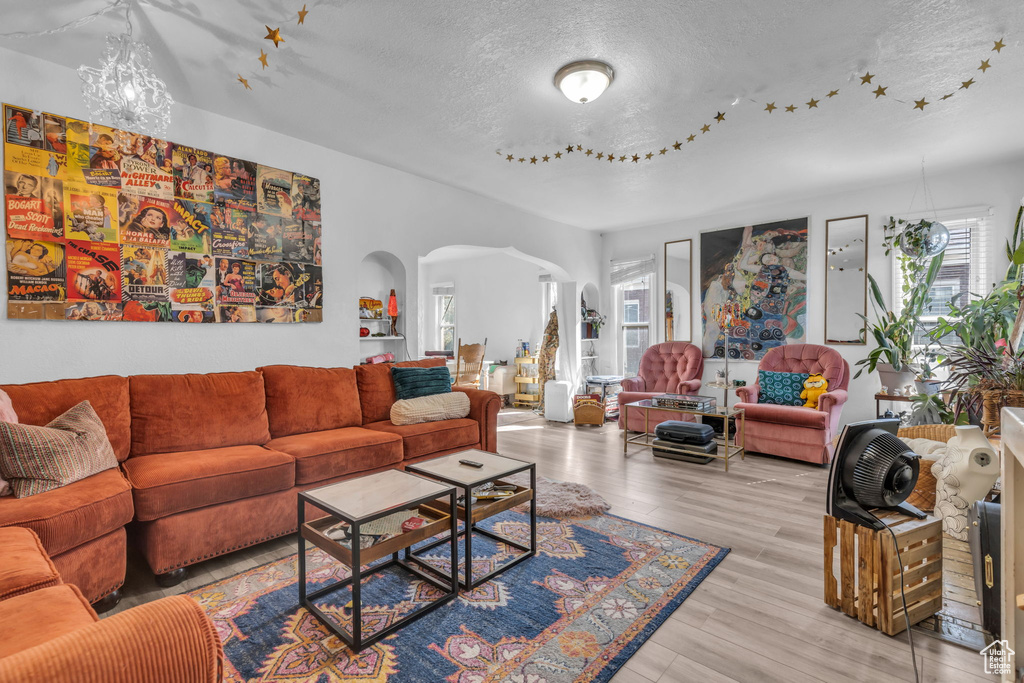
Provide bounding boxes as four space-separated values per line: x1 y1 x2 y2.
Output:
3 0 1023 232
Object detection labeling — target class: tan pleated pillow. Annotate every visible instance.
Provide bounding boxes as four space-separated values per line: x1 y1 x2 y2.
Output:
391 392 471 426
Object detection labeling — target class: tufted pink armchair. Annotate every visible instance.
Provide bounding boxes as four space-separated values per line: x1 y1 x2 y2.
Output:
617 342 704 432
734 343 849 465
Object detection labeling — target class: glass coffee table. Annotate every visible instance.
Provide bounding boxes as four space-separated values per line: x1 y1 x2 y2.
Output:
622 399 745 471
406 449 536 589
298 469 458 651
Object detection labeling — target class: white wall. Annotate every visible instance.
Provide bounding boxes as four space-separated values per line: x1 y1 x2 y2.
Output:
0 47 602 384
419 252 546 362
602 158 1024 424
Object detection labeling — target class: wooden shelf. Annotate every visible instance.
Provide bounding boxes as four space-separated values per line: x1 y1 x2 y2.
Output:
424 481 532 525
514 376 538 384
300 505 449 567
514 356 537 364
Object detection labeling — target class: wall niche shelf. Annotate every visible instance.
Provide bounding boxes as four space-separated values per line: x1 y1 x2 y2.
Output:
358 251 406 348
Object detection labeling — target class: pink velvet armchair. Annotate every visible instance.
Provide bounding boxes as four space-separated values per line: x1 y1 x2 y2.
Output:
617 342 704 432
734 344 849 465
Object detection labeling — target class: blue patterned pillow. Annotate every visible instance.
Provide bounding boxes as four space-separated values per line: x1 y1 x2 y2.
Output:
757 370 809 406
391 366 452 400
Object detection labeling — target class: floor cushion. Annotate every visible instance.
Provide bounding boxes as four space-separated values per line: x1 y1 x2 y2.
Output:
0 584 97 658
0 527 61 600
735 402 828 429
123 445 294 521
267 427 403 485
364 418 479 459
0 468 133 556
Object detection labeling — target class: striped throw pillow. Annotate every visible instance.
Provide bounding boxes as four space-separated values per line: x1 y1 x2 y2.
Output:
391 366 452 400
391 392 471 426
0 401 117 498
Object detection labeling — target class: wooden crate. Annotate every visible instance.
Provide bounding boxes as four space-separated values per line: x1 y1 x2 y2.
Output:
823 511 943 635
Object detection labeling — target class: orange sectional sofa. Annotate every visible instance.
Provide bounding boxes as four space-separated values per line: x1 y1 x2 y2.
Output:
0 526 221 683
0 358 500 600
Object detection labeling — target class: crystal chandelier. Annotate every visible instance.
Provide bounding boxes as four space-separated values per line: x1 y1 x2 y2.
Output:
77 1 172 136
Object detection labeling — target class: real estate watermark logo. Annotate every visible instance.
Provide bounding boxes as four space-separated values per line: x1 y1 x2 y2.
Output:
980 640 1014 676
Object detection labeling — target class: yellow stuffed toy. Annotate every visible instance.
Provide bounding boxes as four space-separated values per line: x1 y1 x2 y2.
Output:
801 374 828 409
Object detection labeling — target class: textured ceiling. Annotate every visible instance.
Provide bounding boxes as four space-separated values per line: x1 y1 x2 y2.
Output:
3 0 1023 231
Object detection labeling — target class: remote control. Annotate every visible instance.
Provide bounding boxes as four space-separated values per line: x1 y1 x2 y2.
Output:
459 459 484 468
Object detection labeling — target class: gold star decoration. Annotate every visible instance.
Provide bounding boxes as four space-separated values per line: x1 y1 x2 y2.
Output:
860 72 874 85
585 149 593 156
714 111 726 122
529 156 537 164
565 145 573 154
608 155 615 163
686 134 696 142
700 124 711 133
506 154 513 162
785 104 797 112
297 4 309 24
914 98 929 110
672 141 682 149
518 157 525 163
631 154 640 163
659 148 668 155
264 26 285 48
979 59 991 72
596 152 604 159
554 151 562 159
806 98 819 108
827 89 840 98
940 93 955 100
993 38 1005 53
542 155 550 162
576 144 582 151
764 102 777 113
645 152 654 160
237 74 251 90
872 85 887 98
258 49 269 69
961 78 975 89
619 156 626 162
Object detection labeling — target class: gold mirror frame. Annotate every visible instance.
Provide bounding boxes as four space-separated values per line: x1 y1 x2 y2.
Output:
824 215 868 345
664 238 692 343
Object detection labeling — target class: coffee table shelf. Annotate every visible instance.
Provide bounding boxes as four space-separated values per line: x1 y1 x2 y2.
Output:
424 480 532 524
300 504 450 568
622 399 745 471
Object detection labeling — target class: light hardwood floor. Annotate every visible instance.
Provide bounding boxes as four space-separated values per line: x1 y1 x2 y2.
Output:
109 413 994 682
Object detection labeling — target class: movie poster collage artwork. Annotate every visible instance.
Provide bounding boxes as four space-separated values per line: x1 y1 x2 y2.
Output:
3 103 323 323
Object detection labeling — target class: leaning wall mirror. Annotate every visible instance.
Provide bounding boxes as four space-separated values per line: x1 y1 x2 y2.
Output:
664 239 692 343
824 215 868 345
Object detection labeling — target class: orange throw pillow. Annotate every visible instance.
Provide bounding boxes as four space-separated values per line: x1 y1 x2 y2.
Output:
0 401 117 498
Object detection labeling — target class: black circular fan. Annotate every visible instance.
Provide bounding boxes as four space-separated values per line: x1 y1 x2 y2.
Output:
828 420 925 530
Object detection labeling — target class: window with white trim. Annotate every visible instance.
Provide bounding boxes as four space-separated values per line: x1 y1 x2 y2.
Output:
611 255 656 376
894 210 991 349
432 284 456 352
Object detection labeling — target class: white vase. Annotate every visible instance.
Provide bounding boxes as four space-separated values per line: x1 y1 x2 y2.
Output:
876 363 918 395
931 425 1000 541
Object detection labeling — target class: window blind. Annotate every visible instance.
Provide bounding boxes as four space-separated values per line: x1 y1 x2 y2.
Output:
610 255 655 286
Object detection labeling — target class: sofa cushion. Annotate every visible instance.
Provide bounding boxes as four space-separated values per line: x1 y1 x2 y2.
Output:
364 418 479 459
0 402 118 498
0 468 134 556
129 371 271 456
355 359 446 424
391 392 470 426
123 445 294 521
390 366 452 400
736 402 829 429
0 375 130 461
0 526 61 600
260 365 363 438
266 427 403 485
0 584 97 658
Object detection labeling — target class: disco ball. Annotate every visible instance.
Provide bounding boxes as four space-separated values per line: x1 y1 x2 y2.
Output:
898 221 950 258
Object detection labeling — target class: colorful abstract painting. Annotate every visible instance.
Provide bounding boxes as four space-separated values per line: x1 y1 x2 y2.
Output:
699 217 808 360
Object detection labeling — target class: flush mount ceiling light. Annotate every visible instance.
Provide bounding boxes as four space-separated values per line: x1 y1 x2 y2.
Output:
554 60 614 104
78 0 173 136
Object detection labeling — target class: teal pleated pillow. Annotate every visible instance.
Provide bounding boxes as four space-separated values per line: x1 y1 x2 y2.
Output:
391 366 452 400
757 370 809 406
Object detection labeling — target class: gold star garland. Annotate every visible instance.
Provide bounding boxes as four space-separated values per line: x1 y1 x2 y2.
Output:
235 5 312 89
498 37 1007 166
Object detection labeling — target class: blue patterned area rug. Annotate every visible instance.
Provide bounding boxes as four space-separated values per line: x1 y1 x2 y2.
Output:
191 510 728 682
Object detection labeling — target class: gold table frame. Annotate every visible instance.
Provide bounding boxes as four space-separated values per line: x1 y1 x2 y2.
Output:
622 399 745 471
